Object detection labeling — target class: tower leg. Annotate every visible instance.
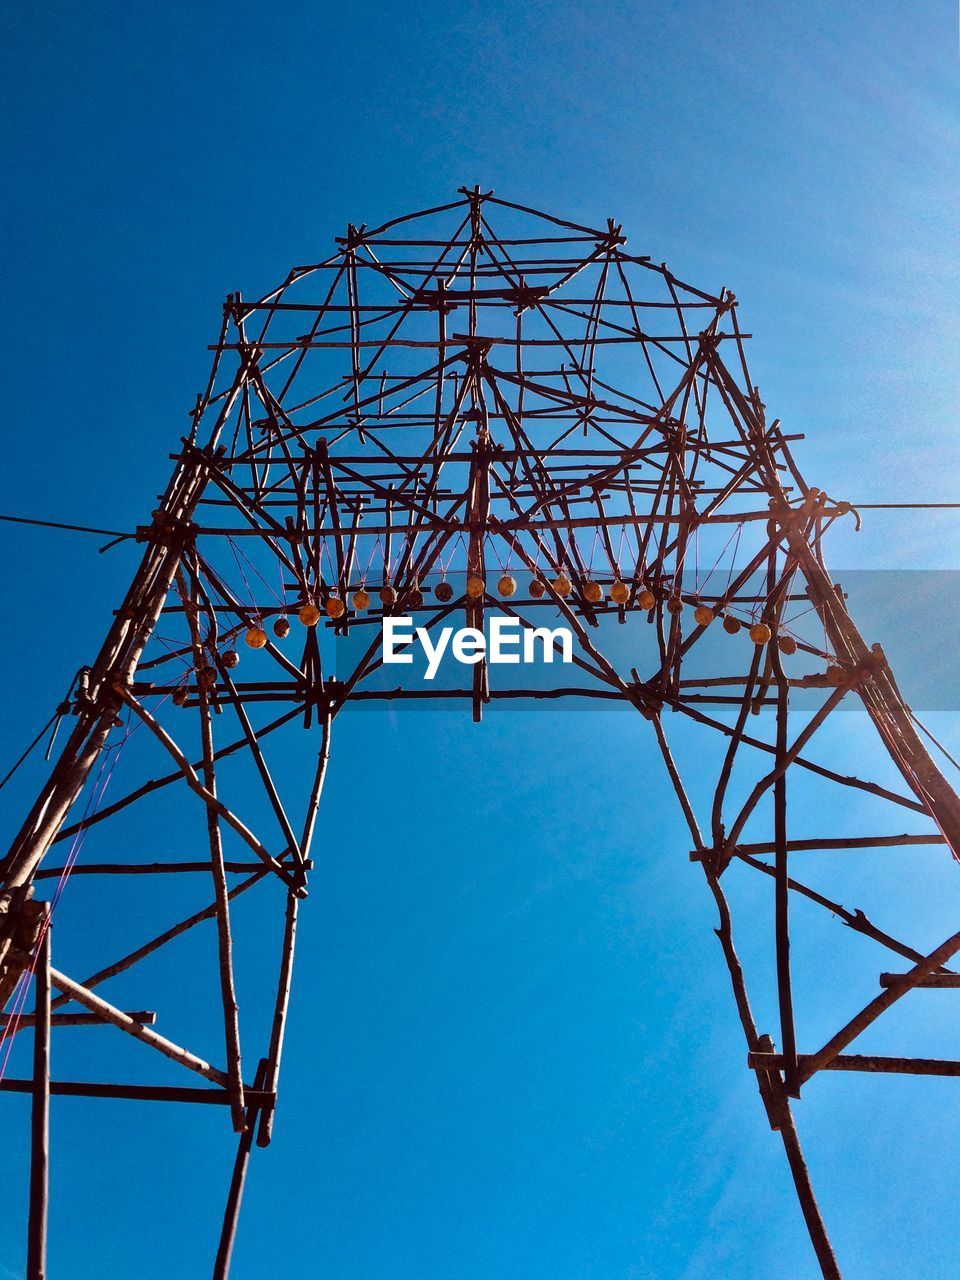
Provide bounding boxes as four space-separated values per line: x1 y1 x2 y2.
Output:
776 1096 841 1280
705 871 842 1277
212 1059 268 1280
27 920 51 1280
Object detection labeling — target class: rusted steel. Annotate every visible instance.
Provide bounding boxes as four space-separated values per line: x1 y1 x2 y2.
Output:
0 1079 274 1105
213 1059 269 1280
48 969 229 1085
26 922 50 1280
879 972 960 989
49 872 265 1014
176 565 245 1130
3 190 958 1279
799 925 960 1085
113 688 296 890
750 1052 960 1077
2 1010 156 1029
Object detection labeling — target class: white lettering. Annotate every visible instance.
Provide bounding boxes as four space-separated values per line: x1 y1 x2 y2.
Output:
523 626 573 664
382 616 414 664
419 626 453 680
452 627 486 664
380 619 574 673
489 616 521 663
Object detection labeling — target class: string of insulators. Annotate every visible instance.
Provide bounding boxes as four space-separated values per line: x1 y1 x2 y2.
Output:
230 582 809 647
243 578 813 642
211 577 821 682
173 576 827 707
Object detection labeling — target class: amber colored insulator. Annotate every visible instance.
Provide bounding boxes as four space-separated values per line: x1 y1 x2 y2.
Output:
172 686 189 707
435 580 454 603
826 664 846 686
528 577 546 599
722 615 741 635
352 589 370 612
497 574 517 598
273 616 290 639
406 586 424 609
636 587 656 610
610 580 629 604
326 596 345 619
298 602 321 627
222 649 240 670
380 584 398 606
666 596 683 615
552 574 572 597
583 580 604 604
245 625 268 649
778 635 798 656
466 575 485 598
749 622 772 645
694 604 715 627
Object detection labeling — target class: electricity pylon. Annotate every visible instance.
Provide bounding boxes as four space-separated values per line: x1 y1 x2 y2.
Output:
2 188 958 1278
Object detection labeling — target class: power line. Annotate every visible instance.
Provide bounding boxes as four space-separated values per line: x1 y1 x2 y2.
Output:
0 501 958 544
0 513 129 537
819 501 960 514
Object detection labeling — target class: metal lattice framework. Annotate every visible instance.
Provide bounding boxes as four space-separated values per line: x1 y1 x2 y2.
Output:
2 187 959 1278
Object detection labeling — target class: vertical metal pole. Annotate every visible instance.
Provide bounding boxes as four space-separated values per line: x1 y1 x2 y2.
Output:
212 1059 267 1280
774 674 799 1094
27 919 51 1280
777 1100 842 1280
256 894 297 1148
768 532 799 1096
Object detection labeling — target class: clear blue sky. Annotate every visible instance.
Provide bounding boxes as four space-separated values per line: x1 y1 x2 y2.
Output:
0 3 958 1278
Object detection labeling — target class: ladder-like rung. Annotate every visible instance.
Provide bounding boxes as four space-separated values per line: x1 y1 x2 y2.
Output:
749 1051 960 1077
879 972 960 989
